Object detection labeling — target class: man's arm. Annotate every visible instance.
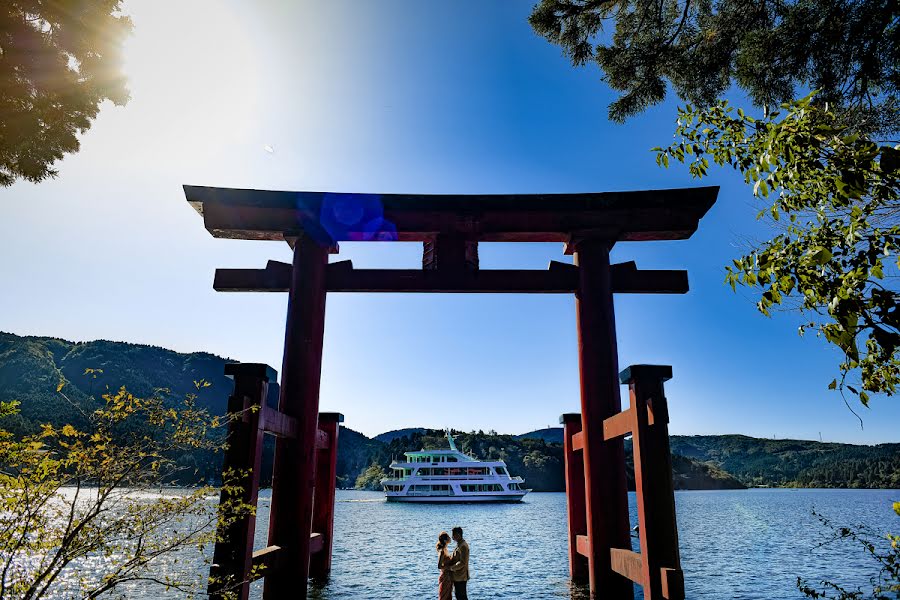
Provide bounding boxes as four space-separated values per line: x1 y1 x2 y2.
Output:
450 544 469 572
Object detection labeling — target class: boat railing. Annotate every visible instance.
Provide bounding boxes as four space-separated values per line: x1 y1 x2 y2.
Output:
391 462 506 466
383 475 515 482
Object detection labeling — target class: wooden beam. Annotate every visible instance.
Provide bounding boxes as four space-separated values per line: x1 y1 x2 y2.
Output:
571 431 585 452
315 429 330 450
249 535 324 582
661 567 685 600
328 268 578 293
610 548 644 584
258 406 298 439
214 260 292 293
603 409 634 441
548 260 577 272
214 261 688 294
216 264 578 293
610 261 688 294
250 545 285 581
185 185 719 243
576 535 591 558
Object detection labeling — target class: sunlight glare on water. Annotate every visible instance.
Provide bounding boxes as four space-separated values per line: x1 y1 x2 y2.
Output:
48 488 900 599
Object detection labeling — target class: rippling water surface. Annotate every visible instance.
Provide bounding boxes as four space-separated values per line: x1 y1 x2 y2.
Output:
60 488 900 599
253 488 898 599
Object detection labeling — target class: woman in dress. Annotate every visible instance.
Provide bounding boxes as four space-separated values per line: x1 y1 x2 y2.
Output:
437 531 453 600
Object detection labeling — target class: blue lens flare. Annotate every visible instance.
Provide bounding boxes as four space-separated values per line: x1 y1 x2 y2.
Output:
319 193 397 241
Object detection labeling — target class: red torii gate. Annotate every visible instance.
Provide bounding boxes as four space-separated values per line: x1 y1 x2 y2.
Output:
190 185 718 599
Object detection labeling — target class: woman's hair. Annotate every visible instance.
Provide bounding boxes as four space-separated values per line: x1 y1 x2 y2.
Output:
436 531 451 552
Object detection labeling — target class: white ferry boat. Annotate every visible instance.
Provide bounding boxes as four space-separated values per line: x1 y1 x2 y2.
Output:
381 431 530 503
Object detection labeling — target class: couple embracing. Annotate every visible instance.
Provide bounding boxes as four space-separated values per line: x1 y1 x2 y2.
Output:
436 526 469 599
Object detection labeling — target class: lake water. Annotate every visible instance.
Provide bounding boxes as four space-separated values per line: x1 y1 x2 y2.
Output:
241 488 898 599
37 488 899 598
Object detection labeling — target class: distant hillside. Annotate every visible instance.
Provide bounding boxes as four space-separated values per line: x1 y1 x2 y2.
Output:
2 332 896 490
516 427 563 444
359 428 743 492
518 427 900 489
670 434 900 489
0 332 235 433
374 428 427 444
336 426 389 487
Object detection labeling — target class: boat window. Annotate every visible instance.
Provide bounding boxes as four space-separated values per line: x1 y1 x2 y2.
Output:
446 457 457 462
495 467 506 475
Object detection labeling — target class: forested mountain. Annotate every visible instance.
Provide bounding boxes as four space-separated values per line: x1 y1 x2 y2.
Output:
0 332 238 483
353 428 745 492
520 428 900 489
515 427 563 444
669 435 900 489
373 428 427 443
1 332 897 490
0 332 234 433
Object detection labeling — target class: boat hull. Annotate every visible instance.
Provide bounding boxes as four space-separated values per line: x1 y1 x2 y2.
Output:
385 492 529 503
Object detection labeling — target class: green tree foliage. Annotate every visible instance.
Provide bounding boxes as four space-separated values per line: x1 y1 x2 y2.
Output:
797 505 900 599
4 333 897 490
0 379 253 599
654 94 900 406
670 435 900 488
0 1 131 186
354 464 389 491
369 429 747 491
529 0 900 134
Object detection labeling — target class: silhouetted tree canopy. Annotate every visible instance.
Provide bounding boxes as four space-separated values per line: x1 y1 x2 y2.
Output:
0 1 131 186
529 0 900 134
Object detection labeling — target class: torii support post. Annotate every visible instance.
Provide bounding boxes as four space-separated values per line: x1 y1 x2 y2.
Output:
310 412 343 579
572 238 633 599
207 359 343 597
561 365 684 600
209 363 272 600
560 413 588 582
622 365 683 600
265 233 330 600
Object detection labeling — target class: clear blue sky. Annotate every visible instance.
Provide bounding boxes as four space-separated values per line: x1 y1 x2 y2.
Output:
2 0 898 443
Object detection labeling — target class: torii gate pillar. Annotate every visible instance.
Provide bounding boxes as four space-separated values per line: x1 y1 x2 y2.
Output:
573 238 633 597
265 233 329 598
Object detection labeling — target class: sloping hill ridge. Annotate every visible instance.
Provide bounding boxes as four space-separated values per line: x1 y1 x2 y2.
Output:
374 428 427 443
518 427 900 489
0 332 235 433
1 332 896 489
669 434 900 488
